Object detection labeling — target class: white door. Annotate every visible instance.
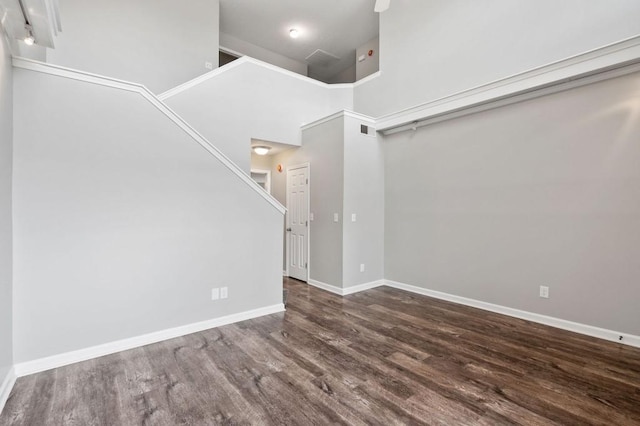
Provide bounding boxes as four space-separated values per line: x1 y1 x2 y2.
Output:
286 165 309 281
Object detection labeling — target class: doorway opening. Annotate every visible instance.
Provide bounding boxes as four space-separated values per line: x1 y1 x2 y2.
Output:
250 169 271 192
249 139 307 281
219 49 240 67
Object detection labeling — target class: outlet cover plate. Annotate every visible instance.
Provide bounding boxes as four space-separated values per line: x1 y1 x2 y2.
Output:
539 286 549 298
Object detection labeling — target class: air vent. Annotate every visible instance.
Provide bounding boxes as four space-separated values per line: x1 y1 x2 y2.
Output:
305 49 341 67
360 124 369 135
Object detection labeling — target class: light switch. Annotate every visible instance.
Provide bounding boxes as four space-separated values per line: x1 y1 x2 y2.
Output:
333 213 339 222
351 213 357 222
310 213 314 221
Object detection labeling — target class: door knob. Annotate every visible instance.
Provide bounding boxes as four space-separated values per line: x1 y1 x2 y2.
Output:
286 228 292 232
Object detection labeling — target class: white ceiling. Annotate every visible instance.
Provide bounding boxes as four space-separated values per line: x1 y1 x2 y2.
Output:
219 0 379 82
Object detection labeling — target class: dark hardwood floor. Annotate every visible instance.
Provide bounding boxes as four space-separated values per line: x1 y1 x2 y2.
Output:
2 278 640 425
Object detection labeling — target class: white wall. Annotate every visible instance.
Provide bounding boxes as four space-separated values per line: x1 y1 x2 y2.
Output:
355 36 379 81
220 33 308 76
47 0 220 94
265 113 384 290
355 0 640 116
342 116 384 287
0 31 13 387
250 152 273 172
12 67 284 363
164 60 353 173
269 118 345 286
384 71 640 335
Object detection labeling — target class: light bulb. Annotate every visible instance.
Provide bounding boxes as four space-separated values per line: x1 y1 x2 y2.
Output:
289 29 299 39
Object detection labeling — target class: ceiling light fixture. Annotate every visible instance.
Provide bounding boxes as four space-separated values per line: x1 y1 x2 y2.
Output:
289 29 300 39
253 146 272 156
24 25 36 46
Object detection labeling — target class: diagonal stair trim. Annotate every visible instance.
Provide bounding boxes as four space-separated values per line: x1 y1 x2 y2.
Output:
157 55 380 101
12 57 286 214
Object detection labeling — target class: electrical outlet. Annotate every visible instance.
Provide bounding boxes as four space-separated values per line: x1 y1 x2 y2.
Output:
333 213 339 222
220 287 228 299
211 288 220 300
205 61 213 70
310 213 314 221
352 213 357 222
539 286 549 299
360 264 365 272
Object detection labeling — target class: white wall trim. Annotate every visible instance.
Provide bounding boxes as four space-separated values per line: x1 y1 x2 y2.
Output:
0 367 17 415
158 56 253 100
343 280 385 295
12 57 286 215
218 45 245 60
301 111 344 130
308 279 384 296
14 304 285 377
377 35 640 134
384 280 640 349
327 83 353 90
160 56 344 100
308 279 344 295
344 110 377 125
158 56 376 101
301 110 376 132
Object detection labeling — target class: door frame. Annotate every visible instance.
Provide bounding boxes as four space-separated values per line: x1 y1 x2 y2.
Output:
250 168 271 193
285 162 310 282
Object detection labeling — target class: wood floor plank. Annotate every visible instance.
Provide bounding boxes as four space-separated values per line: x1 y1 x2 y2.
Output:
2 278 640 425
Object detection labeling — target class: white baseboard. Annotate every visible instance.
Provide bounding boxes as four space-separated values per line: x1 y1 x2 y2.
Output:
343 280 386 295
282 270 288 277
308 279 384 296
14 304 285 377
308 279 343 295
384 280 640 349
0 366 17 416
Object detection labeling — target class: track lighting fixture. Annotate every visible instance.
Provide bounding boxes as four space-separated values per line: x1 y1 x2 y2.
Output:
18 0 36 46
24 25 35 46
